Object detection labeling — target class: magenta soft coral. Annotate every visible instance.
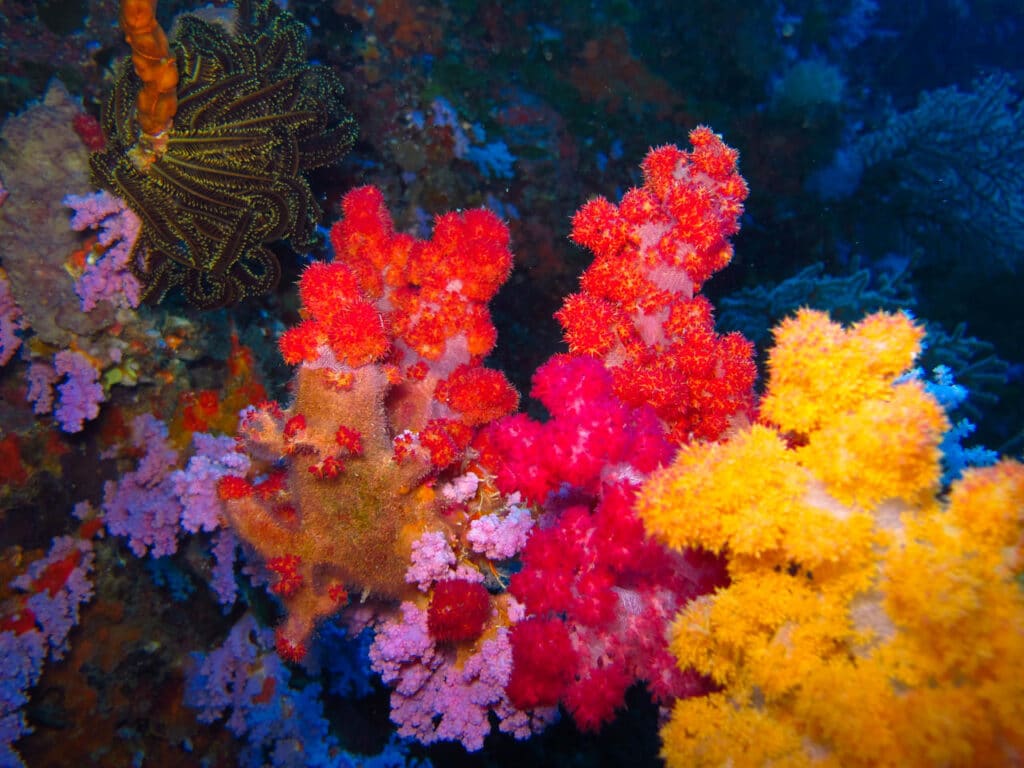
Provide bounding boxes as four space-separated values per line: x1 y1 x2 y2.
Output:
505 477 727 730
481 356 727 730
478 355 672 504
427 578 491 643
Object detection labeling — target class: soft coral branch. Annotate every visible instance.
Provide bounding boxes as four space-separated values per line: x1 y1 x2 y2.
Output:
559 128 755 443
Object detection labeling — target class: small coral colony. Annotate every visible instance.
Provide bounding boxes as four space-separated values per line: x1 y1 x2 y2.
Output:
1 1 1022 767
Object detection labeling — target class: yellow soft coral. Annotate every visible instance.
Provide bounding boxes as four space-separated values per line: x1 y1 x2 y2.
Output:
797 378 947 510
638 309 1024 768
761 308 924 435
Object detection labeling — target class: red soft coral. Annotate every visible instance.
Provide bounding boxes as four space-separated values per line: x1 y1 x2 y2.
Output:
506 617 578 709
557 129 755 444
427 578 491 643
487 354 726 732
436 364 520 425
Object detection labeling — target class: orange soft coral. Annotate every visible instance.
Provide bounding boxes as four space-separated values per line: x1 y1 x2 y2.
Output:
637 309 1024 768
224 187 518 658
119 0 178 156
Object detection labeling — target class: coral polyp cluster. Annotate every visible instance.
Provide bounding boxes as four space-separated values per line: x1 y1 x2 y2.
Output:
556 127 756 443
221 185 518 660
638 309 1024 768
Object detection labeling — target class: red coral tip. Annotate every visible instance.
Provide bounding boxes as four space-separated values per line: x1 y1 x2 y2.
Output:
275 629 306 663
427 578 491 643
283 414 307 440
334 425 364 455
217 475 253 500
309 455 345 480
267 554 303 597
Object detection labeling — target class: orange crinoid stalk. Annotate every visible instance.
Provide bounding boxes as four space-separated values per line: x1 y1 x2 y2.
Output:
119 0 178 163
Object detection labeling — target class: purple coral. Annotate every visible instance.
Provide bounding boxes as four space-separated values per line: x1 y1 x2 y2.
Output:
102 414 182 557
404 531 456 592
185 613 344 768
103 426 248 604
368 602 554 751
208 529 241 607
12 536 95 660
170 432 251 606
0 269 23 366
404 530 484 592
25 351 106 433
172 432 251 534
2 536 95 767
64 190 142 312
0 630 45 768
25 361 56 415
53 350 105 433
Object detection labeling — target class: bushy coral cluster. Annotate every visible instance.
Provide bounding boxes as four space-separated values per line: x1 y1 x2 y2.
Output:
479 355 729 730
367 599 556 750
63 190 141 312
637 309 1024 767
186 614 344 768
222 186 520 662
556 127 756 443
25 349 106 434
1 527 99 766
461 131 755 732
359 510 555 750
6 84 1022 765
93 411 249 610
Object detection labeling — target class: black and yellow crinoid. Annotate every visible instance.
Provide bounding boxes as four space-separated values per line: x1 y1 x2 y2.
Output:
91 0 356 308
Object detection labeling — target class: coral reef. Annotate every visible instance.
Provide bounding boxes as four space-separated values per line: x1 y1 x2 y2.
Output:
1 2 1022 762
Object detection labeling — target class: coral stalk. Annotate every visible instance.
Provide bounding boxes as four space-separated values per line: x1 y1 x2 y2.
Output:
118 0 178 165
222 186 519 659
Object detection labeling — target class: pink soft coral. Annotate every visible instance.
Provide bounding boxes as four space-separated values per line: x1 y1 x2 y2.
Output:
368 602 555 751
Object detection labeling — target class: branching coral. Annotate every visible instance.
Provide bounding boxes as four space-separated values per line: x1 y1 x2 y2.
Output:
638 308 1024 767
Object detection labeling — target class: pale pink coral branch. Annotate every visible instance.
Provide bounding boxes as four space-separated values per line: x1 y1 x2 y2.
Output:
369 602 555 751
467 503 534 560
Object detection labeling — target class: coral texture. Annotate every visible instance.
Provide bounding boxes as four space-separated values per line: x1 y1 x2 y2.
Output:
638 309 1024 767
557 126 756 443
